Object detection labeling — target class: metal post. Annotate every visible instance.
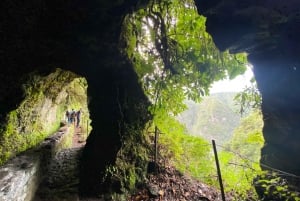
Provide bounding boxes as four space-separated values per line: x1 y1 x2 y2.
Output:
212 140 226 201
154 126 158 164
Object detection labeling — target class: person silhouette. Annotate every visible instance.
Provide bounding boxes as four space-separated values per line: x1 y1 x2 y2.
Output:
65 110 71 125
76 108 82 128
70 109 76 124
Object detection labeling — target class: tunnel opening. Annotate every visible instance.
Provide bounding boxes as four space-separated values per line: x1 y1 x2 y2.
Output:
0 68 91 166
0 68 93 200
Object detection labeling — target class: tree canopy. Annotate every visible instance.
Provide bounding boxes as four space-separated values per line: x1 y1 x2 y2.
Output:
122 0 248 122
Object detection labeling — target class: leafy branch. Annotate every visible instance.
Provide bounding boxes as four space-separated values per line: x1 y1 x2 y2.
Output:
234 77 262 115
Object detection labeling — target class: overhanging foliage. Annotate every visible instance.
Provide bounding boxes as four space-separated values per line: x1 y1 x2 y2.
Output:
122 0 248 119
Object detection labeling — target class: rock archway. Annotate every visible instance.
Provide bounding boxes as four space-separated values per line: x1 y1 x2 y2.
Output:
1 0 300 197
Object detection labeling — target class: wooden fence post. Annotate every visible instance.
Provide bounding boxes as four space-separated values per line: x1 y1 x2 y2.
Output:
212 139 226 201
154 126 158 165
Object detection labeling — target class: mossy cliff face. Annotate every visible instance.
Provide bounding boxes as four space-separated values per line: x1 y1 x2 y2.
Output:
0 68 88 165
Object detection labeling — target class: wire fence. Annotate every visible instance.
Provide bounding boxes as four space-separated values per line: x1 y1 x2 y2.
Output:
175 139 300 180
214 143 300 180
148 130 300 200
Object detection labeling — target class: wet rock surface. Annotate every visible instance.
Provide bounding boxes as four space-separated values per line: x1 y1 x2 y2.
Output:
0 153 40 201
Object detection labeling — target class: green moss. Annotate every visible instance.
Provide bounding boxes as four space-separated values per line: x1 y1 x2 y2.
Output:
126 167 136 191
59 125 75 150
101 126 150 198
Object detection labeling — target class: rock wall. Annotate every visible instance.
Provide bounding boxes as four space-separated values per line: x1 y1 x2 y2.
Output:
0 126 73 201
0 153 40 201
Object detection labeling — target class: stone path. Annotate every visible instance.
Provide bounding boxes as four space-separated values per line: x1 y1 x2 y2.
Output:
33 126 86 201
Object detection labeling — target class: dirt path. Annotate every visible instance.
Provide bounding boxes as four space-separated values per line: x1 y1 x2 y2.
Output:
72 125 86 148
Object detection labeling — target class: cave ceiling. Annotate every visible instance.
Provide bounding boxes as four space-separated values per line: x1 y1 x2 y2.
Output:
195 0 300 62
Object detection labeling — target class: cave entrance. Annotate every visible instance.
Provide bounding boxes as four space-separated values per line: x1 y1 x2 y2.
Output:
62 71 92 147
122 0 265 198
0 68 92 166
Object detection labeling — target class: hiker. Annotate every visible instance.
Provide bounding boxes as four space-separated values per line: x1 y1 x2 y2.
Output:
76 108 82 128
70 109 76 124
65 110 71 124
